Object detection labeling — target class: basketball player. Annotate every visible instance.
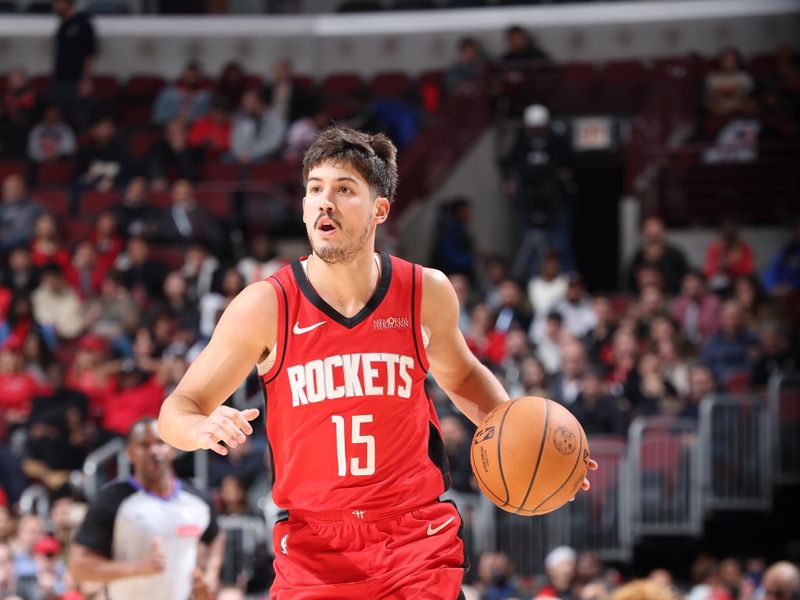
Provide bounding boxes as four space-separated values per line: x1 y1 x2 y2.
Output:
68 418 224 600
157 127 596 599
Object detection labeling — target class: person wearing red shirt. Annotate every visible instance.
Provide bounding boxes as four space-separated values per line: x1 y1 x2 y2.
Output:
102 364 165 436
704 221 755 293
187 97 232 158
0 337 40 426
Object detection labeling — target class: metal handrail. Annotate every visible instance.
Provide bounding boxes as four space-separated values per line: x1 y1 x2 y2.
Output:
768 371 800 485
83 437 127 497
18 483 50 518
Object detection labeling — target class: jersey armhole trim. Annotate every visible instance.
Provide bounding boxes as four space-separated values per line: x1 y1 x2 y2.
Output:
262 275 289 384
411 263 430 373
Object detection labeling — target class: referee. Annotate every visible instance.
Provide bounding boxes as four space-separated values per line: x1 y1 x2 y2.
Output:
68 418 224 600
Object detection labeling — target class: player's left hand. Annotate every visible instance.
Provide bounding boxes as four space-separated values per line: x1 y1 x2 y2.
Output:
191 568 212 600
570 459 598 501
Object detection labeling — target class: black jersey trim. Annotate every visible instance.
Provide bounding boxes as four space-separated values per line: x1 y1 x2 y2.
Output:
263 275 289 385
290 251 392 329
410 264 428 374
428 420 452 492
258 378 277 488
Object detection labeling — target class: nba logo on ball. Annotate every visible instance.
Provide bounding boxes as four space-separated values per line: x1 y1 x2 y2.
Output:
474 426 495 444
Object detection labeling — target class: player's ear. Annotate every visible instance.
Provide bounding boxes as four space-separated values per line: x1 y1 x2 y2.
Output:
373 197 390 224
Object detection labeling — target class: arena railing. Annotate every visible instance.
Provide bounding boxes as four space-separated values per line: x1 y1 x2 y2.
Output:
768 371 800 485
628 416 702 538
18 483 51 518
697 393 772 512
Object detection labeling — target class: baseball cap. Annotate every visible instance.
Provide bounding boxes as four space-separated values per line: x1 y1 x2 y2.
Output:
33 535 61 557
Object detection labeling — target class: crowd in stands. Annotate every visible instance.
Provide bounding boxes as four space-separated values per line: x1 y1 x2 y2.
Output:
1 2 799 597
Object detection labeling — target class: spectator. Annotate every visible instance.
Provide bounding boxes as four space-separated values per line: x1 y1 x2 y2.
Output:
540 546 577 600
431 198 477 282
114 236 169 306
155 271 200 336
573 368 627 436
199 267 245 339
606 327 639 387
50 0 97 113
623 352 679 417
627 217 689 295
464 303 506 367
444 37 487 95
100 364 166 436
81 269 140 357
26 104 77 164
0 68 38 159
0 336 40 426
0 541 30 599
553 273 597 339
29 213 75 281
762 561 800 600
188 96 232 157
154 179 226 253
152 61 212 126
113 176 160 238
680 364 717 420
549 338 588 406
90 211 124 276
30 263 84 339
0 292 56 351
65 334 116 421
733 274 769 330
670 271 721 346
263 58 315 124
9 515 45 585
499 328 532 397
448 273 473 334
763 221 800 295
71 241 107 299
146 118 202 190
207 435 265 492
230 89 287 165
536 311 564 375
704 47 757 118
584 296 616 367
66 76 112 134
527 251 569 342
439 415 473 493
501 25 550 63
75 117 130 194
237 234 285 284
23 363 91 490
655 337 692 399
180 243 220 302
687 556 733 600
704 221 755 293
283 107 328 162
475 552 521 600
751 321 797 386
21 328 55 384
702 300 759 386
0 247 39 296
0 175 44 254
520 354 550 397
493 279 531 334
215 61 248 109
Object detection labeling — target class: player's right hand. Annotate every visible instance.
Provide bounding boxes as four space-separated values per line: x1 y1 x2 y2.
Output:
137 537 166 576
190 406 260 456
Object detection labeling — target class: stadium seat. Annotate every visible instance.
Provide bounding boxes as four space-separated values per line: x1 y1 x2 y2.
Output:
31 189 69 217
115 104 154 129
293 75 316 92
321 73 364 98
30 74 51 97
62 219 95 246
748 53 779 78
0 160 27 180
598 60 648 114
370 72 412 99
248 160 296 186
129 131 160 159
149 191 173 210
201 161 244 182
82 190 121 215
244 74 264 90
124 75 166 102
36 160 75 186
149 247 185 270
195 189 233 220
549 62 599 115
92 75 120 99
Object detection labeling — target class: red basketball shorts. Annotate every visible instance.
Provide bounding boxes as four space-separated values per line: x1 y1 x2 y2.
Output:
270 500 467 599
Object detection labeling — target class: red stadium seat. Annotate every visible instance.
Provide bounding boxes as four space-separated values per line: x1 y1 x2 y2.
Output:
293 75 316 92
124 75 166 102
748 53 779 78
92 75 119 99
82 190 121 214
201 161 244 182
322 73 364 98
0 160 26 180
244 74 264 90
370 72 411 98
37 160 75 186
31 189 69 217
249 160 296 186
149 191 172 210
30 74 51 97
116 104 153 128
62 218 94 246
149 246 184 270
598 60 648 113
129 131 160 158
195 189 232 220
549 62 599 115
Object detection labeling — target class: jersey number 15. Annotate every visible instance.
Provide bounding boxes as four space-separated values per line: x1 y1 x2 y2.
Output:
331 414 375 476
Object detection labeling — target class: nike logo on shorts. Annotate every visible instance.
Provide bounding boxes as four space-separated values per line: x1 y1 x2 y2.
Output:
293 321 326 335
426 516 455 536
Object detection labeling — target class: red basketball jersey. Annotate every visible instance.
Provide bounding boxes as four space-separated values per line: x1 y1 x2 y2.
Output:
261 252 451 513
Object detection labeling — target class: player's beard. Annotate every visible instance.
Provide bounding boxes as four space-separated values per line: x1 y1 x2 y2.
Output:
310 219 372 264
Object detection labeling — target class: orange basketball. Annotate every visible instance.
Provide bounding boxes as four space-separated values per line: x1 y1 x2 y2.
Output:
470 396 590 515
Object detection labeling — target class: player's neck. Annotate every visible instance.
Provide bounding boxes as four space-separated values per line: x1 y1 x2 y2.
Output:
306 250 381 318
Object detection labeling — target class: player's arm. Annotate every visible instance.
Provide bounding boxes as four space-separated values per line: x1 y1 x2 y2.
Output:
157 281 277 455
195 529 225 596
421 268 510 426
69 541 165 583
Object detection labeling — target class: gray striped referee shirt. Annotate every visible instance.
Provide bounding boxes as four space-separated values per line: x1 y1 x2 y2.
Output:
74 478 219 600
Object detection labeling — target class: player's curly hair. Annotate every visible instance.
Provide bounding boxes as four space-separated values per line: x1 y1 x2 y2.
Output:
302 127 398 203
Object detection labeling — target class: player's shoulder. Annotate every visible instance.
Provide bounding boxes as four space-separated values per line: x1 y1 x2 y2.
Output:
222 280 279 321
420 267 455 301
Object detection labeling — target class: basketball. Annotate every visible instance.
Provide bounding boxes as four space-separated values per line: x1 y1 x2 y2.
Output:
470 396 590 515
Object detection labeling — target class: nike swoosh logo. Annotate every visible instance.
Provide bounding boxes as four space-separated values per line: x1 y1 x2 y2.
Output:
426 516 455 536
293 321 326 335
